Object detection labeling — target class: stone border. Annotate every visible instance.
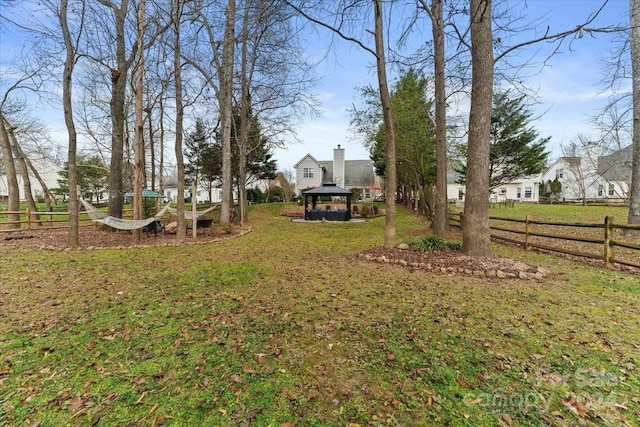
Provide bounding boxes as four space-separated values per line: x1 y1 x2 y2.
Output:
356 252 550 280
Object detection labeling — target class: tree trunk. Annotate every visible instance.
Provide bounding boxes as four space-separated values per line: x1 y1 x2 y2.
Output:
462 0 493 256
219 0 236 224
132 0 145 242
432 0 448 237
374 0 396 248
173 0 186 242
0 115 21 230
103 0 131 220
629 0 640 227
59 0 79 246
7 127 40 224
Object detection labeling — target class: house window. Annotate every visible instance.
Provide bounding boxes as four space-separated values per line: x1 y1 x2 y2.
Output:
499 188 507 195
303 167 314 178
524 187 532 198
364 189 371 199
517 187 522 198
556 168 564 179
608 183 615 196
458 188 464 201
598 185 603 196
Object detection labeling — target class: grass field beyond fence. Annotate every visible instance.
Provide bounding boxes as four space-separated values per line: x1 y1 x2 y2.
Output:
1 203 639 426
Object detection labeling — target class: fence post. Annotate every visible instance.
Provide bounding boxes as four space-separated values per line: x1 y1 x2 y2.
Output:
525 214 531 251
604 216 614 268
26 207 31 230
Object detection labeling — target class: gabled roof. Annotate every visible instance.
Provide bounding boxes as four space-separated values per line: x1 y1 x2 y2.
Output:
318 160 375 185
293 154 323 169
599 145 632 181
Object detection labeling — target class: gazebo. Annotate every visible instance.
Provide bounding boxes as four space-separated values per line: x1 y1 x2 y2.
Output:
301 183 352 221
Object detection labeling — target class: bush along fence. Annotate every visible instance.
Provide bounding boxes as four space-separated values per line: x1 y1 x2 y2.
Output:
0 207 134 233
448 213 640 270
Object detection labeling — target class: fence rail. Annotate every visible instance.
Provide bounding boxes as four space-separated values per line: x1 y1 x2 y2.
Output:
448 213 640 270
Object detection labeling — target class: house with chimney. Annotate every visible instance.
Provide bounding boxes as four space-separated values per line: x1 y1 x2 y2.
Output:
541 143 632 202
293 145 383 200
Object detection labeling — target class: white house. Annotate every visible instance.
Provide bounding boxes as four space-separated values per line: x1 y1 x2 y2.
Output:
0 154 60 202
541 143 632 202
293 145 383 200
446 169 542 203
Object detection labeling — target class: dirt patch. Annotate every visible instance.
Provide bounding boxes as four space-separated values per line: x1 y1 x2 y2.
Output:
0 224 250 250
358 246 549 280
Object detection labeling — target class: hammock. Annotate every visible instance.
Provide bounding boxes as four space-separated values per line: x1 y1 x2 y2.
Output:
80 199 172 231
167 204 218 220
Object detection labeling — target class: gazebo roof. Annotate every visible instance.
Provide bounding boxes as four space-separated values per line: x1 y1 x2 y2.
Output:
124 189 166 198
302 183 351 196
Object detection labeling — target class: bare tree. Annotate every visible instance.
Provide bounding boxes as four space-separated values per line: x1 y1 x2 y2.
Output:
461 0 493 256
5 120 40 224
0 113 20 230
630 0 640 227
173 0 186 241
561 136 599 205
132 0 146 242
55 0 84 246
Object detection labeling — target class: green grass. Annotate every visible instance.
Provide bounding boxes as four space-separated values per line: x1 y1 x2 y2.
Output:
1 203 639 426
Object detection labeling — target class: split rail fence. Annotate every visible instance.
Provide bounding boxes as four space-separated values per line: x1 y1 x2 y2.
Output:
449 213 640 270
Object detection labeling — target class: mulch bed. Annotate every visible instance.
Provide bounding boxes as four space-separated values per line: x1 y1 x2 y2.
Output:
0 225 250 250
357 246 549 280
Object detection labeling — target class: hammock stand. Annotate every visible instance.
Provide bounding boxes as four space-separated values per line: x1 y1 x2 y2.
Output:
80 199 172 231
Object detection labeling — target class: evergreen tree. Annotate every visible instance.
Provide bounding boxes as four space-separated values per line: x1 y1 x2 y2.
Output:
455 91 550 189
57 156 109 203
367 69 436 212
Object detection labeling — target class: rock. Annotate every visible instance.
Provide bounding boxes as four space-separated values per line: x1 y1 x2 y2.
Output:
486 270 497 277
496 270 507 278
518 271 529 280
398 259 408 267
165 221 178 234
397 243 410 250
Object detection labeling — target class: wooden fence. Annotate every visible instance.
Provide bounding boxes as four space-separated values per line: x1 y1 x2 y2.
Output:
0 208 133 233
449 213 640 270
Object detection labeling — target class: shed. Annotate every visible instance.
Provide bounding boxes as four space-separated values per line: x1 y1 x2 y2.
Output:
301 183 352 221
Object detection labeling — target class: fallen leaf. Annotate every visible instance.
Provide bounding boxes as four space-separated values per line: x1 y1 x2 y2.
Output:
242 366 256 374
501 413 513 426
68 396 83 413
456 377 471 388
563 395 589 417
387 353 395 361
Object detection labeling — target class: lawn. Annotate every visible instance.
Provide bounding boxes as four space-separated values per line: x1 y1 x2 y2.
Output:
1 203 639 426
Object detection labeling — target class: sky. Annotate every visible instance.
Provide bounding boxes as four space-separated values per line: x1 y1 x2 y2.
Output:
272 0 631 172
0 0 631 175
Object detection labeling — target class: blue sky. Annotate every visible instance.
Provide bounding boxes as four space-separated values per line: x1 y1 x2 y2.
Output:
274 0 630 171
0 0 631 174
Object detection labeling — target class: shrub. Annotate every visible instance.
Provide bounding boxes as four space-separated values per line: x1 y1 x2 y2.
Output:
371 205 379 215
352 205 359 214
408 235 462 253
360 206 370 218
